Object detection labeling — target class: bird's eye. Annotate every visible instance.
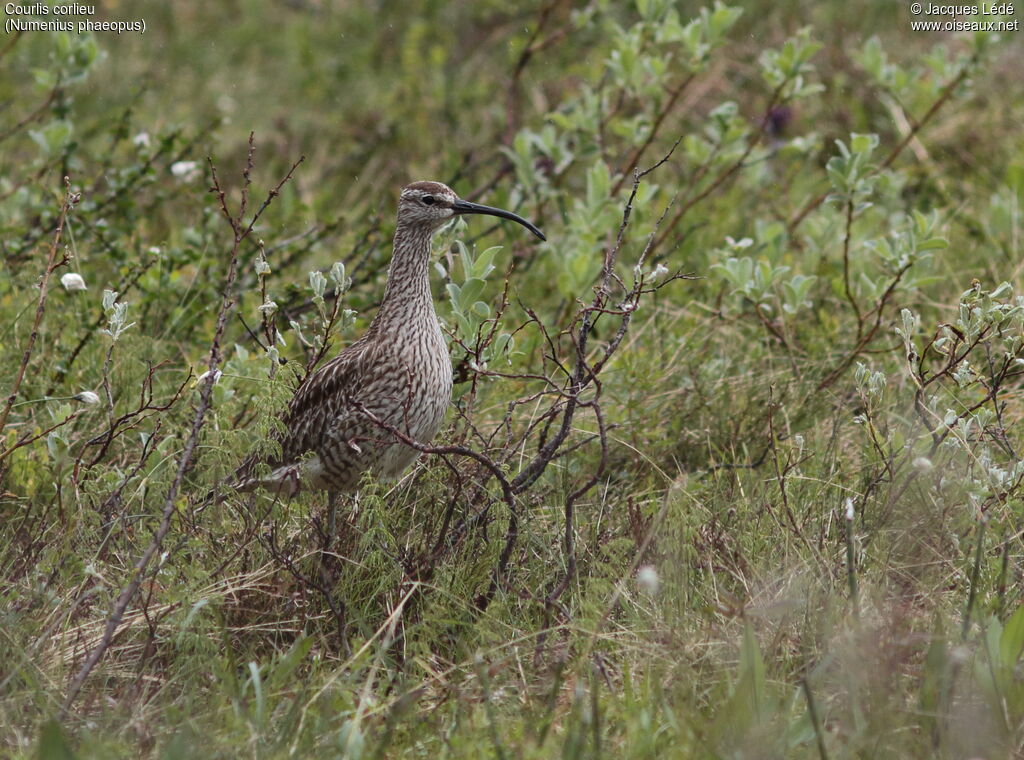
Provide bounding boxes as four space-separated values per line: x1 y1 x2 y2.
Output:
421 195 435 206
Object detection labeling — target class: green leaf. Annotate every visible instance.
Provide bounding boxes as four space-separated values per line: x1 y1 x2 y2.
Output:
266 634 314 690
586 161 612 209
918 623 950 725
247 661 265 726
917 237 948 252
472 246 502 279
28 120 73 156
446 283 462 307
707 2 743 40
1000 605 1024 668
338 719 365 758
175 598 210 644
458 278 486 309
1007 163 1024 200
37 720 78 760
32 67 57 89
850 132 879 156
738 624 767 720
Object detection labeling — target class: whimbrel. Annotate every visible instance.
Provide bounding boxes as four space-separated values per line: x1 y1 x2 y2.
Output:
234 181 545 498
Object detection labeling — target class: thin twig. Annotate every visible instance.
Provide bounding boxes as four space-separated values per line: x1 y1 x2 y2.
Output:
61 138 301 713
0 181 74 446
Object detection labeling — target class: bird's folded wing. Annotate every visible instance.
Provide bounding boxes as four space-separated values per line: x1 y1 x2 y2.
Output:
276 343 369 464
231 342 369 485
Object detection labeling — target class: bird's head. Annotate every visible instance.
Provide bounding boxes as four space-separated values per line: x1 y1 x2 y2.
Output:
398 180 545 241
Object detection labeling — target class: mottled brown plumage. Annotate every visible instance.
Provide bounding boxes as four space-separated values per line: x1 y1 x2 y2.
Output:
234 181 544 498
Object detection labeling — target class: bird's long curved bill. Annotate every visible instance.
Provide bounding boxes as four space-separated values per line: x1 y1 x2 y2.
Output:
452 199 546 241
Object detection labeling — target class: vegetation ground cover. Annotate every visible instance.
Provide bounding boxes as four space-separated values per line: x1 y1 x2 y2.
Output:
2 1 1024 757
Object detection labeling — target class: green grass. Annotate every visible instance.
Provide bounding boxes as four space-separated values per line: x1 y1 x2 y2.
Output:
2 0 1024 757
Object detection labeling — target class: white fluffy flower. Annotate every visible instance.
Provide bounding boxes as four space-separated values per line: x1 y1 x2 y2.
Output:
170 160 201 182
133 132 151 148
60 272 87 292
197 369 222 385
73 390 100 404
636 565 660 595
913 457 934 471
725 236 754 249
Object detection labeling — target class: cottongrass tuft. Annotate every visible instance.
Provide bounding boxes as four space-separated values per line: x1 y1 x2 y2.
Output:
60 273 87 292
637 565 660 595
171 161 202 182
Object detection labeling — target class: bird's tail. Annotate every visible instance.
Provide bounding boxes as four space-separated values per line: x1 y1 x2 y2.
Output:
203 464 304 505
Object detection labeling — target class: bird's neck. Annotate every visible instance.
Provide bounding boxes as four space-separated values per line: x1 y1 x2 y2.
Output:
370 223 437 334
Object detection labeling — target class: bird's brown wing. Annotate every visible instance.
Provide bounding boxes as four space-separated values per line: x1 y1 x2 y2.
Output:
231 340 371 488
274 341 371 465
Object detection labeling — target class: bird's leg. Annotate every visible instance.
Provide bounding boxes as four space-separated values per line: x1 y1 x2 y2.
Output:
326 491 340 542
316 491 348 650
318 492 341 605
